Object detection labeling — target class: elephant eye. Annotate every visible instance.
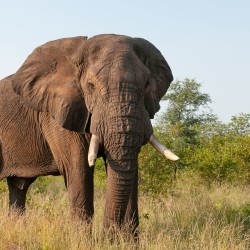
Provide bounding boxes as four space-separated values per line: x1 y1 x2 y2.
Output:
145 81 150 89
88 82 95 91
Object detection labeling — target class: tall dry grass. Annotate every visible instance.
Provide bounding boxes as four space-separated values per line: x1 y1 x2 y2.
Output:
0 176 249 249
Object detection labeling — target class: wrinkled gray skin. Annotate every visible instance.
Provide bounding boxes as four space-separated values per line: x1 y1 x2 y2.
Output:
0 34 173 233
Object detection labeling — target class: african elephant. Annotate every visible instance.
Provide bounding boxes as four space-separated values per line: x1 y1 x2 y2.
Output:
0 34 178 233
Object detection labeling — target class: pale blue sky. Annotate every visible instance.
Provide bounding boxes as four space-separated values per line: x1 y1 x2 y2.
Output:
0 1 249 123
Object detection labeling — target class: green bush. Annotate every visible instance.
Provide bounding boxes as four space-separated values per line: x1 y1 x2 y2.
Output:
193 135 250 185
139 132 177 195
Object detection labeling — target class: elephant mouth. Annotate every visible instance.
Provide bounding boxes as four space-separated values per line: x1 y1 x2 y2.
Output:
88 133 179 167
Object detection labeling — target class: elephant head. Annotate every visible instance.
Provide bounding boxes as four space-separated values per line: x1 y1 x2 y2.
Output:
12 34 176 230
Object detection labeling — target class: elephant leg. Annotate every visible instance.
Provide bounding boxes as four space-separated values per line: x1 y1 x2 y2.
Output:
41 116 94 224
65 162 94 223
7 176 36 214
124 168 139 236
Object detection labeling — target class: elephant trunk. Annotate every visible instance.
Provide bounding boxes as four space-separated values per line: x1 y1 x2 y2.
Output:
90 90 153 230
102 108 148 230
104 152 138 230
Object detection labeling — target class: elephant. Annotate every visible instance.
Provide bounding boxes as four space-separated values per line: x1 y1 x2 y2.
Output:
0 34 178 234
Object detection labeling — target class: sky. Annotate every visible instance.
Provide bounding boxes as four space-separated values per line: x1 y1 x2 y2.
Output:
0 0 249 123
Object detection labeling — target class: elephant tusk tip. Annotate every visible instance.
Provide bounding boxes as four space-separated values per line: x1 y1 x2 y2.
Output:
149 134 179 161
163 150 179 161
88 157 96 167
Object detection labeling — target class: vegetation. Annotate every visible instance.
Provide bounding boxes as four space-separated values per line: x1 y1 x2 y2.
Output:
140 79 250 194
0 78 249 249
0 178 249 249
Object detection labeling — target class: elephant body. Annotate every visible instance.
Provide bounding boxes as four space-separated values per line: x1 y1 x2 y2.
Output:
0 75 58 178
0 34 173 233
0 76 94 218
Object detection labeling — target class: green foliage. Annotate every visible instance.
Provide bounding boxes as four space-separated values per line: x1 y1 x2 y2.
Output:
94 158 107 189
139 132 175 195
155 79 218 163
31 176 60 194
0 179 7 194
228 113 250 136
161 78 212 124
193 135 250 186
139 78 250 193
157 78 217 145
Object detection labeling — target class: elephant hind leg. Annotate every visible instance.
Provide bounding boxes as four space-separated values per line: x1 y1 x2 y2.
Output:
7 176 36 214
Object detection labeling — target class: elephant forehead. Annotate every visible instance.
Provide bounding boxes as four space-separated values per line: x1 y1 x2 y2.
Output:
88 56 149 88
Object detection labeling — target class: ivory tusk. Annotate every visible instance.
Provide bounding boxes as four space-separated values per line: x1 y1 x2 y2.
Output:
88 134 99 167
149 134 179 161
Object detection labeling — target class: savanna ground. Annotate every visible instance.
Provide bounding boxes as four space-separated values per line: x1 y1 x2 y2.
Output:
0 173 249 250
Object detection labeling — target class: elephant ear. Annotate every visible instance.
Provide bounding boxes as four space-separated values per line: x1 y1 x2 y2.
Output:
134 38 173 119
12 36 89 133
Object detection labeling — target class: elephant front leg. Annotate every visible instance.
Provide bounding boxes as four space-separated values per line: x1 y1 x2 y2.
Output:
65 163 94 224
7 176 36 214
41 118 94 224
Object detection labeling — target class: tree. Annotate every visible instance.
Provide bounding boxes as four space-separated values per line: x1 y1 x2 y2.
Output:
156 78 217 147
228 113 250 136
138 78 250 193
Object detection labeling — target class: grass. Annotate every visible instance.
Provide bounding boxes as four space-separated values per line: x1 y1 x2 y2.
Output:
0 176 249 249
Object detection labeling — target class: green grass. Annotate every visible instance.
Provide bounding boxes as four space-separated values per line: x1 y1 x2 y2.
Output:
0 176 249 249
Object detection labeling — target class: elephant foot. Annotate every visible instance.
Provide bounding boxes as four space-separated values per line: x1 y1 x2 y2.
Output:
71 207 94 225
103 219 139 243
